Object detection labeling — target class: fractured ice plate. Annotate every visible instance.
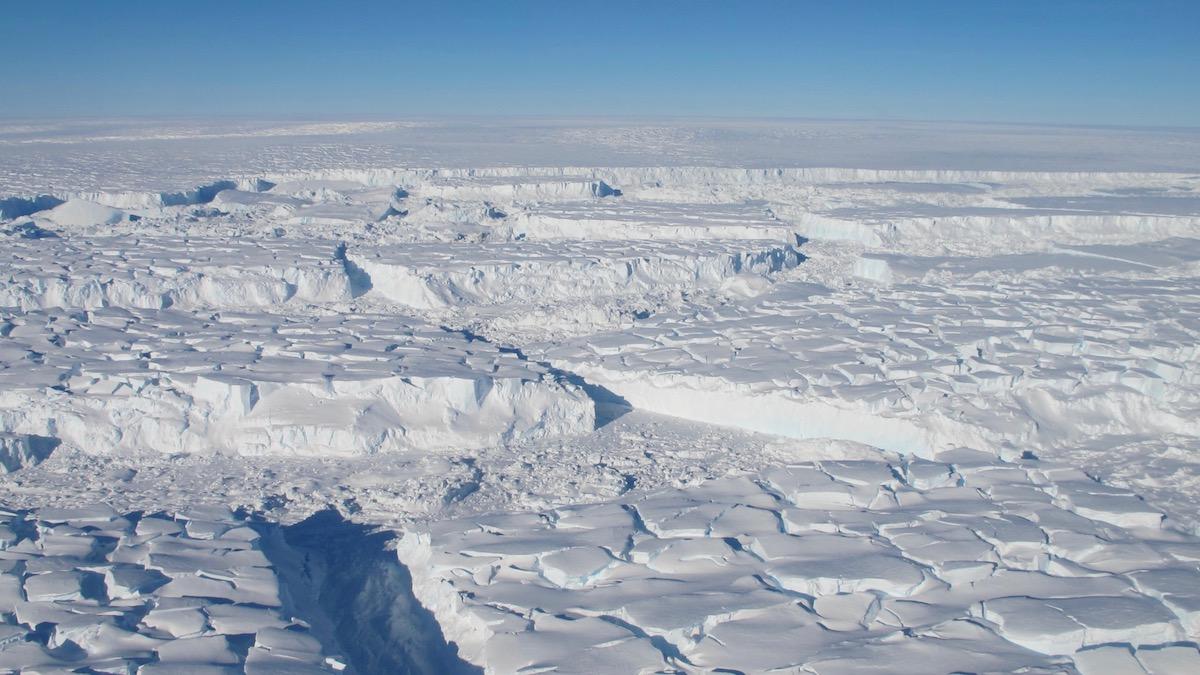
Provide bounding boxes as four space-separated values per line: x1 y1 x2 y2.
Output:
349 239 803 309
0 308 594 456
397 454 1199 673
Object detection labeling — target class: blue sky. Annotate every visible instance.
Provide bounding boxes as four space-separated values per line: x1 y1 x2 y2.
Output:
3 1 1197 126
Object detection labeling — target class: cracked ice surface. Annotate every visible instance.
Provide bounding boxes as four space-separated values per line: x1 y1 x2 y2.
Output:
0 308 594 456
398 451 1200 674
0 235 354 311
506 200 797 242
349 239 802 309
0 503 343 673
542 266 1200 455
3 121 1200 672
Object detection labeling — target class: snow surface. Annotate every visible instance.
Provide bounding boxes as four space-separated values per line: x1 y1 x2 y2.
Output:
0 503 345 673
349 240 801 310
541 249 1199 462
0 235 354 311
398 451 1200 673
0 309 593 456
2 119 1200 673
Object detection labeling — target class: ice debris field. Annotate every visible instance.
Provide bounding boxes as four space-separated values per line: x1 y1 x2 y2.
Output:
2 119 1200 673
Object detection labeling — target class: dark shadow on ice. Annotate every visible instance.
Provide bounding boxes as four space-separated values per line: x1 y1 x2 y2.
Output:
281 510 481 675
0 434 61 473
593 180 622 197
578 379 634 428
158 179 239 206
335 242 375 298
0 195 65 220
442 326 634 429
498 342 634 428
1 221 59 239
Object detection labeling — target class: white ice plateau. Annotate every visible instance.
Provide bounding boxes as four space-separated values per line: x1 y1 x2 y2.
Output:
1 118 1200 673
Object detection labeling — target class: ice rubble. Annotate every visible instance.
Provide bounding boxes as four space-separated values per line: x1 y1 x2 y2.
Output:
0 503 343 673
398 451 1200 673
0 309 594 456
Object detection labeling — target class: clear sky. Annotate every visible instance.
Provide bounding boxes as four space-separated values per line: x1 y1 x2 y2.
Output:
3 0 1197 127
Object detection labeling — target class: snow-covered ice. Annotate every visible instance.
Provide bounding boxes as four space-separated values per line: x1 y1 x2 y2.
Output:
541 251 1200 462
506 201 797 242
398 451 1200 673
0 308 593 456
2 119 1200 672
349 239 801 309
0 235 354 311
0 503 345 673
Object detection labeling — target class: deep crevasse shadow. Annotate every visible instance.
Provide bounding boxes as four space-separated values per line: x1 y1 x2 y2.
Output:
276 509 481 675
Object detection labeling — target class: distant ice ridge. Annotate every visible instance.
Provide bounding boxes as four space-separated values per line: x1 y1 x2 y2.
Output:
411 175 618 201
4 118 1200 197
0 236 353 311
5 167 1196 259
781 205 1200 253
5 164 1194 214
57 179 248 210
397 451 1200 673
240 166 1197 191
852 237 1200 285
0 234 800 314
505 200 798 242
0 309 594 456
350 240 802 309
0 120 423 145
